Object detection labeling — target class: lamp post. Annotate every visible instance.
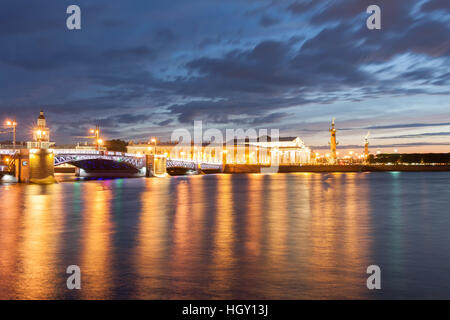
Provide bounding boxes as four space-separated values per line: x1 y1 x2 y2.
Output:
5 120 17 150
89 126 101 150
150 138 157 155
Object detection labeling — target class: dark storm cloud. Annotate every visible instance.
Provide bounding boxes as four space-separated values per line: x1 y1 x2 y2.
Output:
301 0 416 29
259 15 281 27
421 0 450 14
390 21 450 58
399 68 436 82
102 46 156 60
101 19 127 28
364 122 450 130
197 36 223 49
375 132 450 140
0 0 449 144
185 40 297 91
157 119 173 126
167 14 448 124
101 113 153 125
286 1 316 15
154 28 178 44
0 1 61 36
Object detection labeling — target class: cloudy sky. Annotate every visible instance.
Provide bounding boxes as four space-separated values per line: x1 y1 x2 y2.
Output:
0 0 449 152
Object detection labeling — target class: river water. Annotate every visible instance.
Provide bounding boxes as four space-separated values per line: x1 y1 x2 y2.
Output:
0 172 450 299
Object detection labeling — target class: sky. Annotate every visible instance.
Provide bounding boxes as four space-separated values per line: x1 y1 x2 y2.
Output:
0 0 449 153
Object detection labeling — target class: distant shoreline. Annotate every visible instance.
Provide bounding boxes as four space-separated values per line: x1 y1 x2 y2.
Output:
48 164 450 177
224 164 450 173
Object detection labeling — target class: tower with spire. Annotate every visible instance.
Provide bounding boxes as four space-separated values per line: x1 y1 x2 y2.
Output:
364 132 370 163
27 110 54 149
329 118 338 164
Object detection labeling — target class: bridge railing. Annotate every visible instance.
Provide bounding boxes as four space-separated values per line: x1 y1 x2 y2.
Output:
52 149 146 158
0 149 19 155
167 158 222 164
53 149 100 155
166 158 223 171
199 163 223 170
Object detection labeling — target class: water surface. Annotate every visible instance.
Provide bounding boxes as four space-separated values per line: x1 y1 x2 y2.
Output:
1 172 449 299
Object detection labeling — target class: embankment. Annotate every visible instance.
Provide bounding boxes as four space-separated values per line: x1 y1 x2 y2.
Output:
223 164 450 173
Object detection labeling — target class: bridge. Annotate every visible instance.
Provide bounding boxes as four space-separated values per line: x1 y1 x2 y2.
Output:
1 148 223 182
53 149 222 174
1 110 225 183
53 149 147 174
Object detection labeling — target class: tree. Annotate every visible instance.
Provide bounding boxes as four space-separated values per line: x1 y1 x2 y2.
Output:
105 139 128 152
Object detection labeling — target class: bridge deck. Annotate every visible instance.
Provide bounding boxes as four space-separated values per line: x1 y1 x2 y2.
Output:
1 149 223 173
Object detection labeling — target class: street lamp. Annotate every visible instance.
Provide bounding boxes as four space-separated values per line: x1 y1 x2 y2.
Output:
150 137 157 155
5 120 17 149
89 126 101 150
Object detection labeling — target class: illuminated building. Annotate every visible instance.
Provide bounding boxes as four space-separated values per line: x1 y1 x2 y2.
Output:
246 136 311 165
127 136 311 165
27 110 55 149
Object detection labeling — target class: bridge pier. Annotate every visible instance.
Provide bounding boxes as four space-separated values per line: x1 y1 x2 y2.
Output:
146 154 167 177
14 149 56 184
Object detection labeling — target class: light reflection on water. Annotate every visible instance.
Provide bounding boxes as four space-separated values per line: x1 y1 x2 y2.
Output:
1 172 450 299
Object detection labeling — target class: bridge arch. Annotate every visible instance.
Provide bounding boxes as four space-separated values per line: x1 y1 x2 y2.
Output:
61 159 141 173
53 152 146 175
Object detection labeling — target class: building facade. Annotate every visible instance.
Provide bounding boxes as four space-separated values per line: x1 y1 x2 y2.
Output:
127 136 311 165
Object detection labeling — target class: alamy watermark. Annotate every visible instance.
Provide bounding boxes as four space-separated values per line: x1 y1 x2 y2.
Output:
67 4 381 31
66 265 81 290
66 5 81 30
366 265 381 290
366 5 381 30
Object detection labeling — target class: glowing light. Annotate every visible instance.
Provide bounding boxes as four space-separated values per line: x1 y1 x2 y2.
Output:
97 139 103 145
